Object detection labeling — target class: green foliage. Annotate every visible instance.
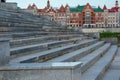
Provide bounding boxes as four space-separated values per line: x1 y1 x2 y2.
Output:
100 32 120 44
100 32 120 38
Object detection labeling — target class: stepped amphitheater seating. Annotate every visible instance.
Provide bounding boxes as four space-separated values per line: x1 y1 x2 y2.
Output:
0 8 66 33
0 8 119 80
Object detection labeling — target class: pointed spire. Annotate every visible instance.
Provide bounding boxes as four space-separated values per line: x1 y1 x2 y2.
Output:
98 5 101 8
65 4 69 9
116 0 119 7
47 0 50 8
65 4 69 7
31 3 37 9
77 4 80 7
32 3 35 6
86 3 89 5
103 5 107 10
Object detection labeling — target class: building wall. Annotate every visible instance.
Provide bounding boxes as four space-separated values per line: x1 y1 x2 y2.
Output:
30 0 120 28
82 4 96 27
95 12 104 28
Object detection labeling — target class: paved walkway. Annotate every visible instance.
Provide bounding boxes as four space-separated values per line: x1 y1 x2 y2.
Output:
103 47 120 80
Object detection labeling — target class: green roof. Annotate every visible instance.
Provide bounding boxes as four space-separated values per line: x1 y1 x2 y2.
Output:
70 5 85 12
70 5 103 12
77 5 86 12
93 8 103 12
70 8 78 12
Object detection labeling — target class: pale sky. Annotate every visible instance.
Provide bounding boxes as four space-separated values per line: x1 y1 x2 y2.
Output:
7 0 119 9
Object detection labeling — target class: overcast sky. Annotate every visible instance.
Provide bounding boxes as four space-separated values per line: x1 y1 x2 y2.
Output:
7 0 119 9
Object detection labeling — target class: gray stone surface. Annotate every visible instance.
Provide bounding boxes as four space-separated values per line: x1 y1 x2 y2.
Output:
102 70 120 80
102 47 120 80
82 45 117 80
80 43 111 73
0 62 82 80
48 41 104 62
85 32 100 39
101 38 118 45
10 39 96 63
10 37 85 56
110 47 120 70
0 38 10 66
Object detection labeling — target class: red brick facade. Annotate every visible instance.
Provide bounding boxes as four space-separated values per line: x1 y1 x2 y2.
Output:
27 0 120 28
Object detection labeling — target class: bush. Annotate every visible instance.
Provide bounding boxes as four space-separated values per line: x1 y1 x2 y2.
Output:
100 32 120 44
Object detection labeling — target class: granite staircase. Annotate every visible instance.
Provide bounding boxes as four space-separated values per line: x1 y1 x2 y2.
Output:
8 31 118 80
0 8 119 80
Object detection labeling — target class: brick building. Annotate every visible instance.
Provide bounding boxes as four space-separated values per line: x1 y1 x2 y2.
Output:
27 0 120 28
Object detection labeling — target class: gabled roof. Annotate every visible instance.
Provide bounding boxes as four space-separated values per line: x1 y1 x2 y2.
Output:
27 3 38 9
58 5 66 12
103 5 107 10
65 4 69 9
27 4 32 9
109 7 119 12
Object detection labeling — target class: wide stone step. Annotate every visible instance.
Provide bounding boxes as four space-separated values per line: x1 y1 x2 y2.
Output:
10 37 85 58
102 47 120 80
10 39 97 64
10 35 55 48
11 32 82 40
47 41 104 62
102 70 120 80
0 25 43 33
79 43 111 73
0 19 43 26
0 8 65 31
10 35 85 48
0 18 37 24
0 21 41 27
82 45 118 80
110 47 120 70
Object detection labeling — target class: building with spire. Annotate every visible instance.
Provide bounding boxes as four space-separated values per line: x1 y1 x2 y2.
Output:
116 0 119 8
47 0 50 9
27 0 120 28
36 0 56 20
102 0 120 27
